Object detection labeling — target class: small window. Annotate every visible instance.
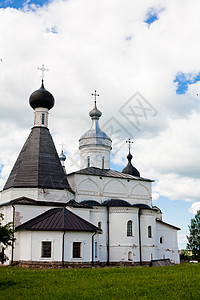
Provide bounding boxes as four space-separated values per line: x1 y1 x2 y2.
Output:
87 156 90 168
148 226 152 238
102 157 105 169
95 242 98 258
41 241 51 258
160 236 163 244
42 113 45 125
98 221 102 229
73 242 81 258
128 251 132 261
127 220 133 237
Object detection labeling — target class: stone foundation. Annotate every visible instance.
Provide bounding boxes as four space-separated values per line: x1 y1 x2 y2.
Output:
11 260 154 268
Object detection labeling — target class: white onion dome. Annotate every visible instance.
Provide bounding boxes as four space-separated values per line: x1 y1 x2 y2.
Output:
29 80 55 110
79 101 111 149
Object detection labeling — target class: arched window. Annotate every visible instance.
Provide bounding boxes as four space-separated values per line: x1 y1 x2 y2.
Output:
160 236 164 244
87 156 90 168
98 221 102 229
127 220 133 236
128 251 132 261
148 225 152 238
42 113 45 125
102 157 105 169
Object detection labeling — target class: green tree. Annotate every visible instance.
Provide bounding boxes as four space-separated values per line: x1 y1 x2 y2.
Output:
187 211 200 261
0 213 15 263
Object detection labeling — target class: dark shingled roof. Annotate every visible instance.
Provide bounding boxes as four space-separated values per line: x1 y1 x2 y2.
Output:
3 127 74 193
0 197 68 208
68 167 153 182
16 207 102 233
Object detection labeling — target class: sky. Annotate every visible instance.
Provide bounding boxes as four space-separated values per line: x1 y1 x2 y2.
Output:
1 0 200 249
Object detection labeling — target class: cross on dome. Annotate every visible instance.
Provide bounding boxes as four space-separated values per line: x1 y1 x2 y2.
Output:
37 64 49 81
60 142 66 152
126 138 134 153
91 90 99 104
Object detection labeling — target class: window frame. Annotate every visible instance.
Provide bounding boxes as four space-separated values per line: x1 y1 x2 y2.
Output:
102 156 105 169
160 236 164 244
41 113 45 125
87 156 90 168
127 220 133 237
72 242 82 259
148 225 152 238
98 221 102 229
41 241 52 258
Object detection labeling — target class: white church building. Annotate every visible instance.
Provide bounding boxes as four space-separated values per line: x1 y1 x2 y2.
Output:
0 80 180 267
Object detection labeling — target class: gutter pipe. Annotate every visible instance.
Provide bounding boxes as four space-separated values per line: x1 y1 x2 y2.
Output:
107 206 110 266
62 231 66 267
138 208 142 266
11 204 15 265
92 232 97 266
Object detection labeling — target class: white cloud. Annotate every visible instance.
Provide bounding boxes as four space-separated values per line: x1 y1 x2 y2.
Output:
189 202 200 215
152 192 159 201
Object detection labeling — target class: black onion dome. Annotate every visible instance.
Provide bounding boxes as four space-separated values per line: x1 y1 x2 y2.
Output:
102 199 131 207
29 81 55 110
80 200 101 206
122 152 140 177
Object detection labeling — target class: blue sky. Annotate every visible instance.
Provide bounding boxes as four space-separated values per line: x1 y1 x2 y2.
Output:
0 0 49 9
174 72 200 95
1 0 200 250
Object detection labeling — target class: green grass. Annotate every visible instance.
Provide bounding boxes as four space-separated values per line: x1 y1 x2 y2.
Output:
0 263 200 299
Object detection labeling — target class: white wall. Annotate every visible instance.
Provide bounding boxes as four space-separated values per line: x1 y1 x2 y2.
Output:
0 187 74 205
140 210 157 262
14 231 63 262
14 230 100 263
80 146 111 169
156 222 180 264
67 173 152 206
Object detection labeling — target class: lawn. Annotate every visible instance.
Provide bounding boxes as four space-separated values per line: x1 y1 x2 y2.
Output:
0 263 200 299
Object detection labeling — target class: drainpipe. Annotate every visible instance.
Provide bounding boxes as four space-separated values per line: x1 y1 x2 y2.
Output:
138 208 142 266
11 204 15 265
92 232 96 266
62 231 66 267
107 206 110 266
